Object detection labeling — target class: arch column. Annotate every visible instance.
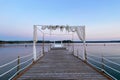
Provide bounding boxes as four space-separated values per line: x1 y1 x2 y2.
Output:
33 25 37 61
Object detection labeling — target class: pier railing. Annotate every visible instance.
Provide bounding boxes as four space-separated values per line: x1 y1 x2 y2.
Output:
0 54 33 80
0 49 43 80
73 48 120 80
87 55 120 80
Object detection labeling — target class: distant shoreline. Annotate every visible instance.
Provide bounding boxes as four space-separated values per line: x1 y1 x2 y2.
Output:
0 40 120 44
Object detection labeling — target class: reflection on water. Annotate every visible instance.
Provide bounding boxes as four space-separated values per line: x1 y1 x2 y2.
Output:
0 43 51 80
85 43 120 80
0 44 33 65
0 43 120 80
86 43 120 56
0 43 51 65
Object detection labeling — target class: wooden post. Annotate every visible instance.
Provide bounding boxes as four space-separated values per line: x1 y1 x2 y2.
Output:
17 56 20 75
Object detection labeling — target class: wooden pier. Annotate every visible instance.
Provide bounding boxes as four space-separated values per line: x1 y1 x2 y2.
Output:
16 48 111 80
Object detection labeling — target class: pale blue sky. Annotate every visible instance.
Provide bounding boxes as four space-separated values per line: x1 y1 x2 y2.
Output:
0 0 120 40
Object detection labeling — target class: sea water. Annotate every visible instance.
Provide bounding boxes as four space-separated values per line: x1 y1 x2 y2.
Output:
0 43 120 80
0 43 50 80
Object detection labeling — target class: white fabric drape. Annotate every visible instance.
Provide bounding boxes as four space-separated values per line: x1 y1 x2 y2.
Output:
41 25 85 41
76 26 86 60
76 26 85 41
41 25 77 32
34 26 37 42
40 25 86 60
41 26 47 30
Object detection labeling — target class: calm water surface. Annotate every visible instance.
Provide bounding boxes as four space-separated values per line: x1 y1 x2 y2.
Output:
0 43 120 80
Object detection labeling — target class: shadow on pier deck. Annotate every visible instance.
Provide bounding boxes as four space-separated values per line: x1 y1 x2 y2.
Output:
16 48 111 80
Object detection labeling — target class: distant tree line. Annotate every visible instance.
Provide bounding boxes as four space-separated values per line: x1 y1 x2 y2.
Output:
0 40 73 44
0 40 120 44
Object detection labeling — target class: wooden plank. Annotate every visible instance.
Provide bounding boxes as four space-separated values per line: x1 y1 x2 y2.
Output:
17 49 111 80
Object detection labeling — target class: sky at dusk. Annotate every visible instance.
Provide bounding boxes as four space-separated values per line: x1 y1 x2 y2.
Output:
0 0 120 41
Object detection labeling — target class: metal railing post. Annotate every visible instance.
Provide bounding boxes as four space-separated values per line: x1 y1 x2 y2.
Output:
83 40 87 62
77 49 79 57
50 43 51 50
17 56 20 75
43 33 45 54
102 54 104 72
72 32 74 54
61 40 63 47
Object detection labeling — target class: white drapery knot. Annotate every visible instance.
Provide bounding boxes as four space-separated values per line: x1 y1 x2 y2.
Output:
76 26 85 41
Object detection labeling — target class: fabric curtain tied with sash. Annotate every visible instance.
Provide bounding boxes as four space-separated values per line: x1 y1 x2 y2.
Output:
76 26 85 41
